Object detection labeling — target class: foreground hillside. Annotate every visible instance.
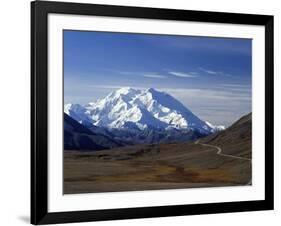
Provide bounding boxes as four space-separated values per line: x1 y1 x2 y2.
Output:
201 113 252 159
64 113 252 194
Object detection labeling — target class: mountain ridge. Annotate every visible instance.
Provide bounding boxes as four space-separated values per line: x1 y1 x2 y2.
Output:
64 113 122 151
65 87 224 134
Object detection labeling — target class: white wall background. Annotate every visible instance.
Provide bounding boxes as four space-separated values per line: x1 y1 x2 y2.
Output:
0 0 279 225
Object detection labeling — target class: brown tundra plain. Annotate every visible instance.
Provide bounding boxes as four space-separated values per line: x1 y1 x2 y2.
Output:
64 113 251 194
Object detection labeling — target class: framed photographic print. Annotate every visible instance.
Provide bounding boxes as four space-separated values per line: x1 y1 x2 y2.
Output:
31 0 274 224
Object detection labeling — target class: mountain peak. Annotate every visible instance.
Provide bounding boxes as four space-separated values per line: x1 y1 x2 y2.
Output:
146 87 157 92
115 87 136 95
64 103 85 114
64 87 222 134
112 87 164 96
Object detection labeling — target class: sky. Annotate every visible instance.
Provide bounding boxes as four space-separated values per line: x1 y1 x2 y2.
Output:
64 30 252 127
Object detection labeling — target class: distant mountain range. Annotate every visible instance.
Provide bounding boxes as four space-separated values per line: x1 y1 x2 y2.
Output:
64 113 122 151
64 87 225 150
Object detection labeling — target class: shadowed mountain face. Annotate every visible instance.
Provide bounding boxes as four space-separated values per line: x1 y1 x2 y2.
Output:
64 113 252 194
201 113 252 158
64 113 122 151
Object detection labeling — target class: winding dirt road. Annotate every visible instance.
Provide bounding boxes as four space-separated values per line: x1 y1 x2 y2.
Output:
195 140 252 185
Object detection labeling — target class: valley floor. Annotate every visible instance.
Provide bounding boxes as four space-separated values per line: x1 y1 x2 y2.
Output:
64 140 251 194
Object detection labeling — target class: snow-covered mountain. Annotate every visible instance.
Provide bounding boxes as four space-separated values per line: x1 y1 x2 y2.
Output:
64 87 225 145
64 103 92 125
205 121 225 132
65 87 223 136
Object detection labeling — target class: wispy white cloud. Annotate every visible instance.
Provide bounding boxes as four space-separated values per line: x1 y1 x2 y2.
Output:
161 88 251 102
142 73 167 79
199 67 232 77
220 84 251 88
218 83 252 93
101 69 200 79
104 70 168 79
168 71 198 78
202 69 218 75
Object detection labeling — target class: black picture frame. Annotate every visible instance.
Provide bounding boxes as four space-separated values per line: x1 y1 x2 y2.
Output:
31 1 274 224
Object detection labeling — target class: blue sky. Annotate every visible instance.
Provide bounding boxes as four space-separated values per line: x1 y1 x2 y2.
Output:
64 30 252 126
